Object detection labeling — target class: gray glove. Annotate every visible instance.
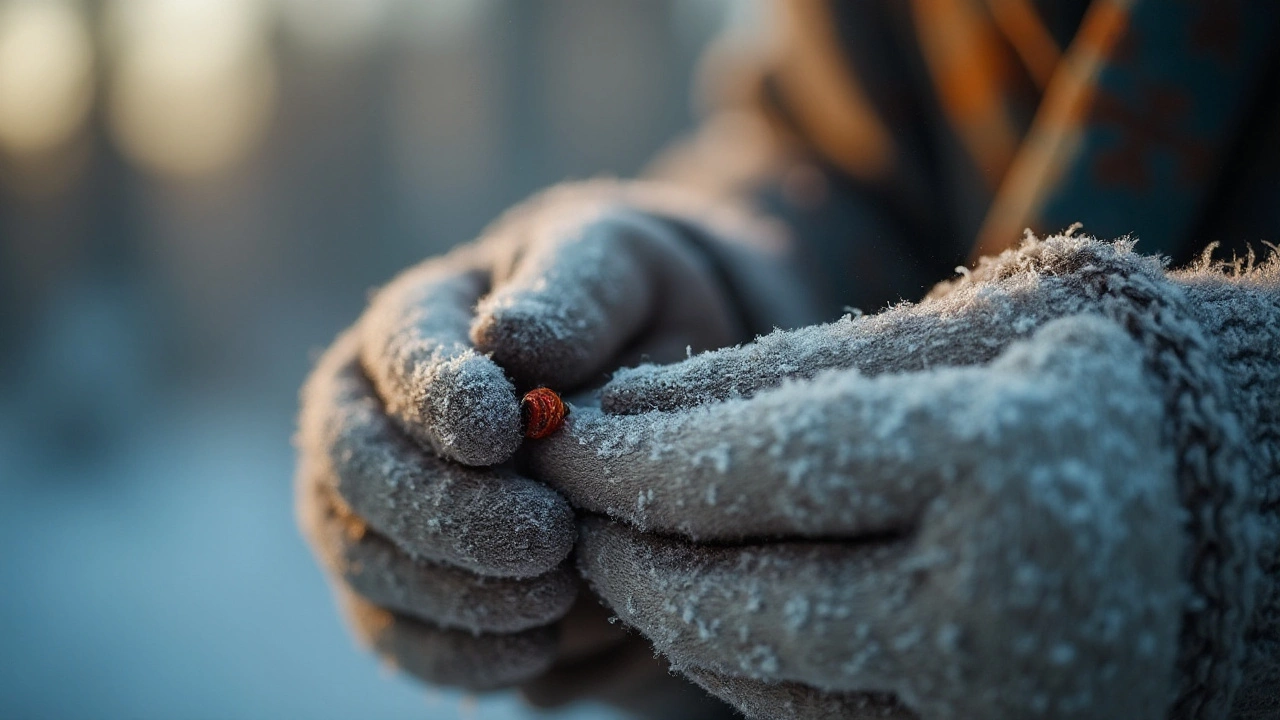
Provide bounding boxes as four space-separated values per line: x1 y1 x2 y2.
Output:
295 180 816 701
529 235 1280 719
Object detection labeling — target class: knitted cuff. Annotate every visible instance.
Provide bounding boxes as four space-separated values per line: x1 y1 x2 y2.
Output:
1175 256 1280 719
967 236 1258 720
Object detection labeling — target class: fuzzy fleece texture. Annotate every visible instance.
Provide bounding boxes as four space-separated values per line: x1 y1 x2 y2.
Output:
356 180 815 468
1174 252 1280 719
543 314 1185 720
295 180 818 699
528 234 1279 719
297 178 1278 716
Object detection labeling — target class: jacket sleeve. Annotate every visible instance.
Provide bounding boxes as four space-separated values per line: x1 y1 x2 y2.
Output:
645 0 1072 316
643 0 969 318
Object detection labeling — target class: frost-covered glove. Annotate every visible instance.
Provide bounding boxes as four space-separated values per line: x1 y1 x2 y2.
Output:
295 180 816 702
529 235 1280 720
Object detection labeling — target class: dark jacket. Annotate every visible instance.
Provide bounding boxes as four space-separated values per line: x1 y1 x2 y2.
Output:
655 0 1280 316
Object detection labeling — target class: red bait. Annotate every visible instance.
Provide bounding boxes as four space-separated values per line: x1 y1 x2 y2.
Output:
521 387 569 439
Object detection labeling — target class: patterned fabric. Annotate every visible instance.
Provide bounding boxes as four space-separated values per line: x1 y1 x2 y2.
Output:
683 0 1280 316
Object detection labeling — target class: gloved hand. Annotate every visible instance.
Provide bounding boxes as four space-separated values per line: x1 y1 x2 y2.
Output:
529 236 1280 720
295 180 817 700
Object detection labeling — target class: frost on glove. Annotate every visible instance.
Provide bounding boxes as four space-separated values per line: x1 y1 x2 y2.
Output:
531 234 1280 720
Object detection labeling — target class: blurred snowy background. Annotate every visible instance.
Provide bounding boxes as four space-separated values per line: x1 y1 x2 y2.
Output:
0 1 751 717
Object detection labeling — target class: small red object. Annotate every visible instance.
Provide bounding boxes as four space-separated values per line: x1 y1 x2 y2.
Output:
521 387 569 439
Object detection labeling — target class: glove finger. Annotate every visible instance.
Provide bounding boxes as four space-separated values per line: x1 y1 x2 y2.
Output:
601 269 1054 415
575 518 922 694
532 315 1152 542
339 589 557 691
682 668 916 720
471 204 737 389
358 251 521 466
298 468 579 633
298 330 575 578
532 369 951 542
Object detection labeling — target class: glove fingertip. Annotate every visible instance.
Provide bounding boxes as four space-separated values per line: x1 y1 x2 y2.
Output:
422 351 523 467
464 478 578 578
